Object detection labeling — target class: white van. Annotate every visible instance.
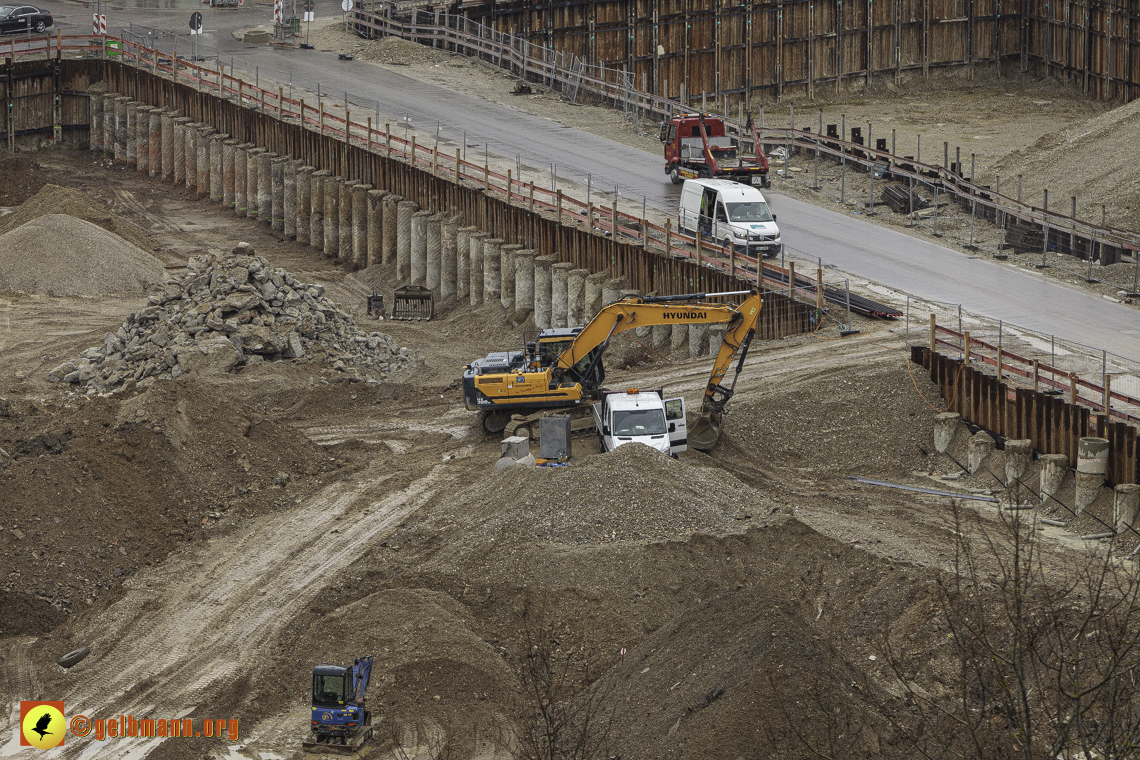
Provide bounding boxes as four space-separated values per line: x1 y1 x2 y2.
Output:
678 178 782 258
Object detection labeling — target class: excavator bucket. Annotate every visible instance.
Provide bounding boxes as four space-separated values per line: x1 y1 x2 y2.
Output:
688 409 723 451
391 285 434 321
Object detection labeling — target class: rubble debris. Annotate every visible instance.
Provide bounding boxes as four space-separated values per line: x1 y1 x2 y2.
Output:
49 243 422 394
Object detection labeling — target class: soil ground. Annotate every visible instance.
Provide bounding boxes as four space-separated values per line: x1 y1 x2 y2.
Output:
0 44 1136 759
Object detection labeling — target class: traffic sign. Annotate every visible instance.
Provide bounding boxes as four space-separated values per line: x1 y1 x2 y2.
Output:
189 11 203 33
341 0 352 12
303 0 314 10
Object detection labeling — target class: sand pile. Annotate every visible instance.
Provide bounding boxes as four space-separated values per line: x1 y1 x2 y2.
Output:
48 243 422 394
0 214 166 297
443 442 776 544
0 183 156 251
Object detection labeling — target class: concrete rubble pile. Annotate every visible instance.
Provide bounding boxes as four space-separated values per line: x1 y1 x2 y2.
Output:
49 243 420 393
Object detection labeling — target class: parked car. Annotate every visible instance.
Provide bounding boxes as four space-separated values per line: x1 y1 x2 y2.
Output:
0 5 53 34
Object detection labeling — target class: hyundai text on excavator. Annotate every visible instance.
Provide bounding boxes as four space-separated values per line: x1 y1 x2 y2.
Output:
462 290 763 450
661 112 770 188
303 655 375 754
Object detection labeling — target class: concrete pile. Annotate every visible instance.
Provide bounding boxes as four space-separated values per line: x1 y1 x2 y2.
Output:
49 243 420 393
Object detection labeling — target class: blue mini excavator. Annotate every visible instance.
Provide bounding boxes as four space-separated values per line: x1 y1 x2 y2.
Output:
302 655 374 754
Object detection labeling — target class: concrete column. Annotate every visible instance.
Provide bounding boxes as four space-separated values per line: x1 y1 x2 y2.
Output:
284 160 298 239
514 250 535 322
297 166 314 245
483 238 504 305
457 226 473 300
1076 472 1103 515
234 144 248 216
383 195 403 267
567 268 588 327
114 97 130 163
196 126 215 200
148 109 162 177
469 232 488 306
352 184 370 269
310 169 330 243
324 176 343 257
125 101 138 166
1114 484 1140 535
689 324 709 359
101 93 115 157
210 133 227 203
707 324 726 356
1039 454 1069 504
135 106 150 174
258 152 277 225
172 119 189 188
552 263 572 328
441 215 458 301
602 277 626 309
1004 439 1033 488
222 139 238 210
367 190 386 268
967 430 996 475
499 243 520 311
933 412 963 454
338 180 354 262
585 272 606 319
90 92 103 152
160 111 176 180
426 213 444 291
534 255 555 329
671 321 688 355
270 157 287 231
396 201 417 281
184 124 197 193
652 324 672 351
411 210 433 284
246 148 266 219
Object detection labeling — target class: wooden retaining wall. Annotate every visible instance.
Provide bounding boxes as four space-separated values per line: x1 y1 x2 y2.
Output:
0 50 93 149
390 0 1140 105
915 346 1140 486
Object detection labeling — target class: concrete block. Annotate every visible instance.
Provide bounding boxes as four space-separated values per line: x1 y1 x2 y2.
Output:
135 106 151 174
933 412 963 454
233 144 248 216
1114 483 1140 535
967 430 996 475
707 324 725 357
160 111 176 180
1039 454 1069 504
1075 471 1103 515
1003 439 1033 488
125 101 138 166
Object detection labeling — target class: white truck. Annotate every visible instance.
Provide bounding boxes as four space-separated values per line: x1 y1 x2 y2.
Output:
592 389 688 457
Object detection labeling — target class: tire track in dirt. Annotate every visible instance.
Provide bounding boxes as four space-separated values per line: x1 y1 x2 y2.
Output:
0 637 38 755
0 461 460 759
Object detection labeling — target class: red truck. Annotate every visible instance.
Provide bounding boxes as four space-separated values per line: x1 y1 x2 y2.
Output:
660 113 770 188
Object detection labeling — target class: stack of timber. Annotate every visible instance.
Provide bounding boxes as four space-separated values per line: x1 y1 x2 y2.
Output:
880 184 930 214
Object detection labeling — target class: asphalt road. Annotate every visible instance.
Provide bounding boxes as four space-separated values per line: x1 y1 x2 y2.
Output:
39 0 1140 360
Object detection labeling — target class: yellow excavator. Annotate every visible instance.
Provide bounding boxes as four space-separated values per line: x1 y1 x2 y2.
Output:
461 290 762 450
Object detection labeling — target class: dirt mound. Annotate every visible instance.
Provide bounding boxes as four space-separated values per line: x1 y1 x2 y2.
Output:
0 214 165 298
0 152 48 207
47 244 422 394
0 382 335 621
0 183 156 251
0 591 68 635
435 442 775 545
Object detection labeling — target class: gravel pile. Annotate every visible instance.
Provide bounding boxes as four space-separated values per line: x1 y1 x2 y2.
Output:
0 184 157 251
0 214 166 297
461 443 772 544
48 243 421 393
